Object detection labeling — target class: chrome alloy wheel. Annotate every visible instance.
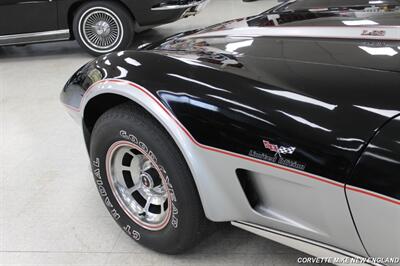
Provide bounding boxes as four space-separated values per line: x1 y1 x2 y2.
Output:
106 141 172 231
79 7 124 53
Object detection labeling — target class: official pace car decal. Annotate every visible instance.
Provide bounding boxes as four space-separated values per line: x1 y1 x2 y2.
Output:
248 139 306 171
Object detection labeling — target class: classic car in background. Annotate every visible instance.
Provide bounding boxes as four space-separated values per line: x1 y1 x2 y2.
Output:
61 0 400 264
0 0 208 55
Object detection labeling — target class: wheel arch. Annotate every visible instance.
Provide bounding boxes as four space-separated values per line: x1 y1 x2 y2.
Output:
83 93 130 151
67 0 136 39
82 92 213 219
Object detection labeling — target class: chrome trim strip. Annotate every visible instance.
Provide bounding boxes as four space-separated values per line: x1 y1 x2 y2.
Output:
151 0 208 11
0 29 70 46
186 26 400 41
232 221 382 266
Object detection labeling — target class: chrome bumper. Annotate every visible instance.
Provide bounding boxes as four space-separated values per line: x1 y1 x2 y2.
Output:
151 0 209 17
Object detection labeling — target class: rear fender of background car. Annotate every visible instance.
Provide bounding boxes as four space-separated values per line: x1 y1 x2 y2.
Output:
62 0 135 32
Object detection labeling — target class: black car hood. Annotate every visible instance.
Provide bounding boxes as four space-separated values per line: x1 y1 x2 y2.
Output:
148 9 400 74
147 0 400 43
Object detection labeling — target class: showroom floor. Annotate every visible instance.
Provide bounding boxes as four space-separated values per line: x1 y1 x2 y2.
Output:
0 0 313 265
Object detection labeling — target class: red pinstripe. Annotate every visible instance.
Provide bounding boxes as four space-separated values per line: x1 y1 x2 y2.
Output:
67 78 400 206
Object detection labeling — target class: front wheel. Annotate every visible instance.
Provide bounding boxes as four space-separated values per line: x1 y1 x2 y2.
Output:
73 1 134 56
89 103 211 254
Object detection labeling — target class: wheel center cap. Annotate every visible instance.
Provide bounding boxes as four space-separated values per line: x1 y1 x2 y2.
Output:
141 173 153 188
94 21 111 36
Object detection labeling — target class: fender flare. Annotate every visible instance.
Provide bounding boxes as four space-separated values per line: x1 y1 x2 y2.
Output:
81 79 250 222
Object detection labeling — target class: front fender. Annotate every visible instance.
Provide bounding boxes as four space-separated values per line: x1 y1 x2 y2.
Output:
60 51 255 222
60 50 372 254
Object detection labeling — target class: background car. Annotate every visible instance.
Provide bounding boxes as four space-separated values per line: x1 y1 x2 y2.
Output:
61 0 400 263
0 0 208 55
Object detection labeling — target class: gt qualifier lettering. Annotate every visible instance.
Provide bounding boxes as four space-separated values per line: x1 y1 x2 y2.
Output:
123 225 141 240
92 158 123 222
120 130 179 229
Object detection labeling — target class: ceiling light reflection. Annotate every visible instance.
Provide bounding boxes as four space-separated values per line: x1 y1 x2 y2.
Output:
168 73 229 92
256 87 337 111
161 92 218 112
354 105 399 117
124 58 141 66
359 46 398 56
343 20 378 26
114 66 128 79
226 39 254 53
230 108 276 126
277 111 332 132
208 94 265 114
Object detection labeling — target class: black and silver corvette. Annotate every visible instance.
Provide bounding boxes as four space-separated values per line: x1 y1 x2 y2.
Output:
61 0 400 264
0 0 208 55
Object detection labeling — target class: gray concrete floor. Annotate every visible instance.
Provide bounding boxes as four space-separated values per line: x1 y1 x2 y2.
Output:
0 0 308 265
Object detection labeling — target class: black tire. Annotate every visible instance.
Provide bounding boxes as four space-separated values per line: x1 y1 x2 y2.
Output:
90 103 211 254
73 1 134 56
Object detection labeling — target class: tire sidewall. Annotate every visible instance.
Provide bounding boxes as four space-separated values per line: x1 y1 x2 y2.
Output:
73 2 134 56
90 119 188 251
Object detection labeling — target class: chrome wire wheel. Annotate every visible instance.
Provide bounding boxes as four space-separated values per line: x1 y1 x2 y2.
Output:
79 7 124 53
106 141 172 231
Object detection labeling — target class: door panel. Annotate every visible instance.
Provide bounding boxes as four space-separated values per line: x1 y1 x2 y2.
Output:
346 192 399 263
347 116 400 263
0 0 58 35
